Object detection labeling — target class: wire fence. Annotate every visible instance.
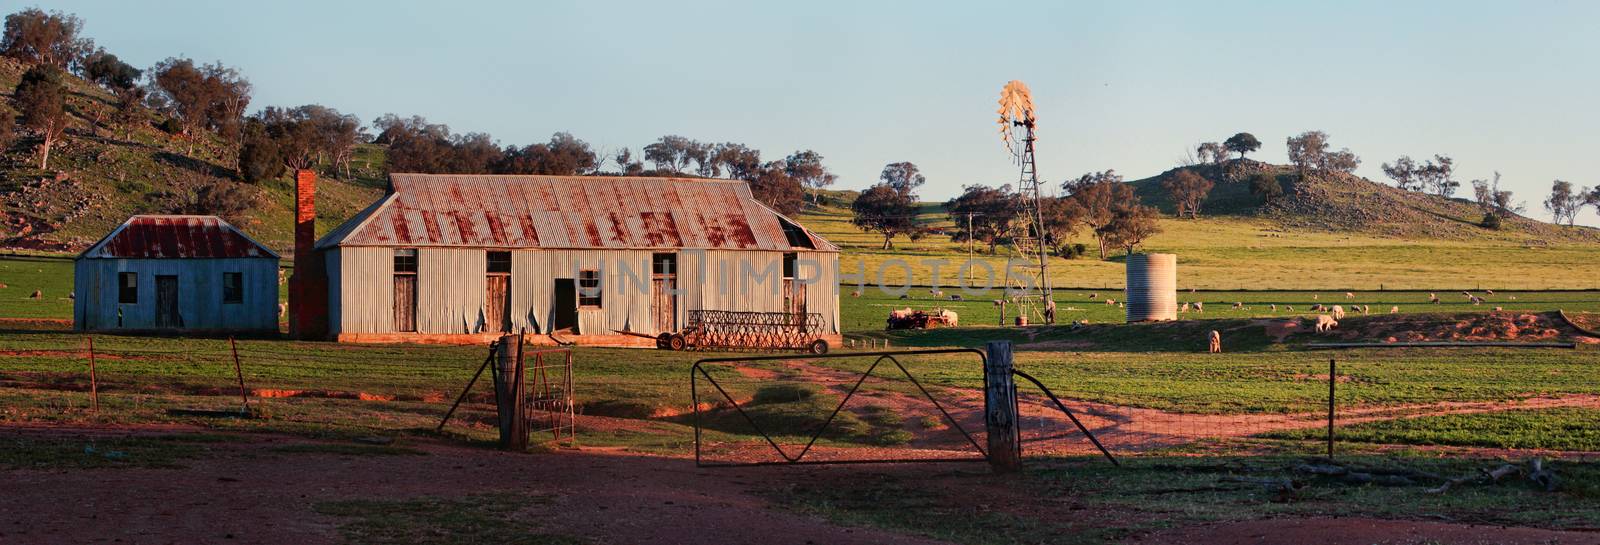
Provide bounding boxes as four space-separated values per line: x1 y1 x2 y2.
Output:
1 337 1594 462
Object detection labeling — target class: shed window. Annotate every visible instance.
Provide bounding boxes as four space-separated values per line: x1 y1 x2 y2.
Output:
222 272 243 304
393 249 418 273
783 252 797 279
118 272 138 304
486 251 511 274
578 269 602 308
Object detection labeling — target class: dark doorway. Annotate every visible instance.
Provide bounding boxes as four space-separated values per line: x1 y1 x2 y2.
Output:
552 278 578 332
155 275 180 328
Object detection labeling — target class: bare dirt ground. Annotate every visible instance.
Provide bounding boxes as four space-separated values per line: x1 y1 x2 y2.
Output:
1129 517 1600 545
1 426 949 545
6 425 1599 545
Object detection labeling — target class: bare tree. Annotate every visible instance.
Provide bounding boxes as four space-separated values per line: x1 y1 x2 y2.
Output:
13 65 69 169
1197 142 1228 164
1162 169 1214 219
1 8 93 68
1545 180 1586 226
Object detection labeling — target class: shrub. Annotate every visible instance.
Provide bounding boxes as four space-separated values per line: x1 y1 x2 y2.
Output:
1480 212 1503 230
158 117 182 135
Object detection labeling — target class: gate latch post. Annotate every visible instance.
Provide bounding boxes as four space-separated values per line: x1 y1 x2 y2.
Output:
985 340 1021 473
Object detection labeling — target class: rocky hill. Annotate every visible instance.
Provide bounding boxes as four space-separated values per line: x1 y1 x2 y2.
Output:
1129 159 1599 243
0 57 383 253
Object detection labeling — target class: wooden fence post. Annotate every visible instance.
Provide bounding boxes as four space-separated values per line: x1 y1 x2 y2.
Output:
229 337 250 412
985 340 1021 473
1327 358 1336 459
87 336 98 412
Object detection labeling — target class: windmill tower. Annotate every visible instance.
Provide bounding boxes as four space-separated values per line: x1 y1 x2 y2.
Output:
997 80 1053 323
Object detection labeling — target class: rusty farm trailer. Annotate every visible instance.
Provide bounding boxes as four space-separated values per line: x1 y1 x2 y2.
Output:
304 173 841 347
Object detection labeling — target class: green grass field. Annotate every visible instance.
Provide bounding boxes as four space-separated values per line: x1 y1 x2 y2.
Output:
798 201 1600 290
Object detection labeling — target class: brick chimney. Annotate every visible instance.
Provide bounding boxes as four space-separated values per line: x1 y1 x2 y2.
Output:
288 169 328 339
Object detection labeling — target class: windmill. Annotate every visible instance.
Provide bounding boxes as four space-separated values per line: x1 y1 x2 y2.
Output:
996 80 1053 324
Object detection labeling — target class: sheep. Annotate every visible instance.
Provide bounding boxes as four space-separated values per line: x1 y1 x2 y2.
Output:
1088 293 1098 299
1310 303 1325 312
1429 293 1440 304
1313 294 1320 300
1232 302 1245 310
1509 295 1518 300
1345 292 1355 299
1285 305 1294 312
1117 302 1124 308
937 309 960 327
851 289 862 298
949 294 963 301
30 290 42 300
1180 302 1191 313
1486 289 1495 295
930 289 944 297
1331 305 1346 320
898 294 909 300
1493 306 1503 312
1470 296 1484 305
1207 330 1222 353
1314 314 1339 333
1270 303 1278 311
1192 301 1204 313
1390 306 1399 314
1105 298 1116 306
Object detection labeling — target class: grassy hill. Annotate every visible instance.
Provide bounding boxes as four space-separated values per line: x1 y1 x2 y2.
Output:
0 57 383 253
800 166 1600 290
1127 160 1597 243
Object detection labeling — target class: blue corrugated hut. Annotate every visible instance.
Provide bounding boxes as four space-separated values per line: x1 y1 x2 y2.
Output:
74 215 280 333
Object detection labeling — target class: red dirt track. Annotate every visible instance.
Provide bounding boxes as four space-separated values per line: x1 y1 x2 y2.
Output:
5 426 1599 545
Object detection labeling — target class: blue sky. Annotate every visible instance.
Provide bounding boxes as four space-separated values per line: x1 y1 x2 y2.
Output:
57 0 1600 225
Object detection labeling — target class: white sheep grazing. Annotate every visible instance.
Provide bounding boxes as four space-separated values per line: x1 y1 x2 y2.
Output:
1509 295 1518 300
1193 301 1204 313
1315 314 1339 333
851 289 862 298
1105 299 1116 306
1286 305 1294 312
1345 292 1355 298
1331 305 1345 320
938 309 960 327
1493 306 1503 312
1089 293 1098 299
1313 294 1320 300
1270 303 1278 311
1486 289 1495 295
1232 302 1244 310
1180 302 1191 313
1390 306 1399 314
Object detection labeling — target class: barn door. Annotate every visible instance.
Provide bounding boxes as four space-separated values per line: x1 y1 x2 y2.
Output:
552 279 577 332
651 253 677 332
393 275 417 332
485 275 510 333
155 275 180 328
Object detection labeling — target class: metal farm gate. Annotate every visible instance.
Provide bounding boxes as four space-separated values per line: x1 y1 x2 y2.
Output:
688 344 1117 468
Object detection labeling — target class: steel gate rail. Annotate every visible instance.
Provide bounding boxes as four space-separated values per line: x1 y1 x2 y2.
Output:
691 349 990 467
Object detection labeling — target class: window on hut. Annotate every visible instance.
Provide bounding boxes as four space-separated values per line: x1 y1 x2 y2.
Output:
222 272 243 304
118 272 138 304
578 269 602 308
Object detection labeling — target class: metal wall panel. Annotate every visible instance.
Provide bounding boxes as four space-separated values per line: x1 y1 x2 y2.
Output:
417 248 486 334
72 257 278 331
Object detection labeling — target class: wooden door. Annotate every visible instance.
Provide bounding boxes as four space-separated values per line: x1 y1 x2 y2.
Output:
155 275 180 328
394 275 417 332
485 275 510 333
651 277 676 332
552 279 577 332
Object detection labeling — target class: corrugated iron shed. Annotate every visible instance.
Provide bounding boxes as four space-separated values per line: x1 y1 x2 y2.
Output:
80 215 279 259
316 174 838 252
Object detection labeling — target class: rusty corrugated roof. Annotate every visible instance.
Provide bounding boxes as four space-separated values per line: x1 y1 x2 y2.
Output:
317 174 838 252
80 215 279 259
